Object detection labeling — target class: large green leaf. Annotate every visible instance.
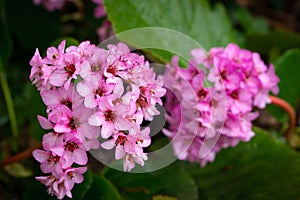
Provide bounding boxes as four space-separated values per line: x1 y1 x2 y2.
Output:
266 49 300 123
103 163 198 200
84 175 121 200
274 49 300 109
72 170 94 199
182 128 300 199
246 30 300 55
104 0 236 63
233 8 270 34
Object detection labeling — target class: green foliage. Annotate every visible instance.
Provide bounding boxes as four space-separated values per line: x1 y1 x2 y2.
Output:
103 163 198 200
246 30 300 55
84 175 121 200
72 170 94 199
104 0 236 63
268 48 300 122
233 8 270 34
51 37 80 48
182 128 300 199
274 49 300 109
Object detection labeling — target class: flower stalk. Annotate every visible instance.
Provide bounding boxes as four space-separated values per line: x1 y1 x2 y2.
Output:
0 62 19 151
269 95 297 142
0 144 41 168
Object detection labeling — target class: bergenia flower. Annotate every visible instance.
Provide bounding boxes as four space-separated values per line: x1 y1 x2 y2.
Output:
49 51 82 89
76 74 123 109
30 40 166 198
33 0 66 12
88 101 130 139
163 43 279 167
51 138 88 168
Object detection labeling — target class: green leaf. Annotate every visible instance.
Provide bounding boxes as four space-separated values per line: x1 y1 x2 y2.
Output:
84 175 121 200
153 195 177 200
104 0 235 63
103 163 198 200
274 49 300 109
266 48 300 123
4 163 32 178
72 170 94 199
182 128 300 199
51 37 80 48
23 178 57 200
233 8 270 34
246 30 300 55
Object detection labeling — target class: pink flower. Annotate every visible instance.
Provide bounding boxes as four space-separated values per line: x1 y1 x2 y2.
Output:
123 153 148 172
129 84 165 121
78 48 108 81
35 166 85 200
33 0 66 12
47 104 100 148
32 149 65 177
29 49 45 88
35 175 71 199
49 51 82 89
88 102 130 138
51 138 88 168
101 127 150 171
58 167 87 192
226 88 252 114
29 49 54 91
101 131 136 159
92 0 106 18
41 83 75 110
77 74 123 108
207 57 243 91
42 132 64 151
97 20 114 42
44 40 66 65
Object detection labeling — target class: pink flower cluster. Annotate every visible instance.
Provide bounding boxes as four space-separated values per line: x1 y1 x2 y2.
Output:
92 0 106 18
163 43 279 166
30 40 165 199
33 0 67 12
92 0 114 41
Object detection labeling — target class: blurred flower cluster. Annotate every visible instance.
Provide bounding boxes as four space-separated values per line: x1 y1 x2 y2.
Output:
163 43 279 166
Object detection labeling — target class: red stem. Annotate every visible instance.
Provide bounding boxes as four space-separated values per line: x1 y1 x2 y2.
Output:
269 95 296 140
0 144 41 168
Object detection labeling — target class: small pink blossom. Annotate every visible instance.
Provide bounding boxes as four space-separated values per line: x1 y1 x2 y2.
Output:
33 0 66 12
101 127 150 171
32 149 65 177
58 167 87 192
88 102 130 139
51 138 88 168
49 51 82 89
76 74 123 108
